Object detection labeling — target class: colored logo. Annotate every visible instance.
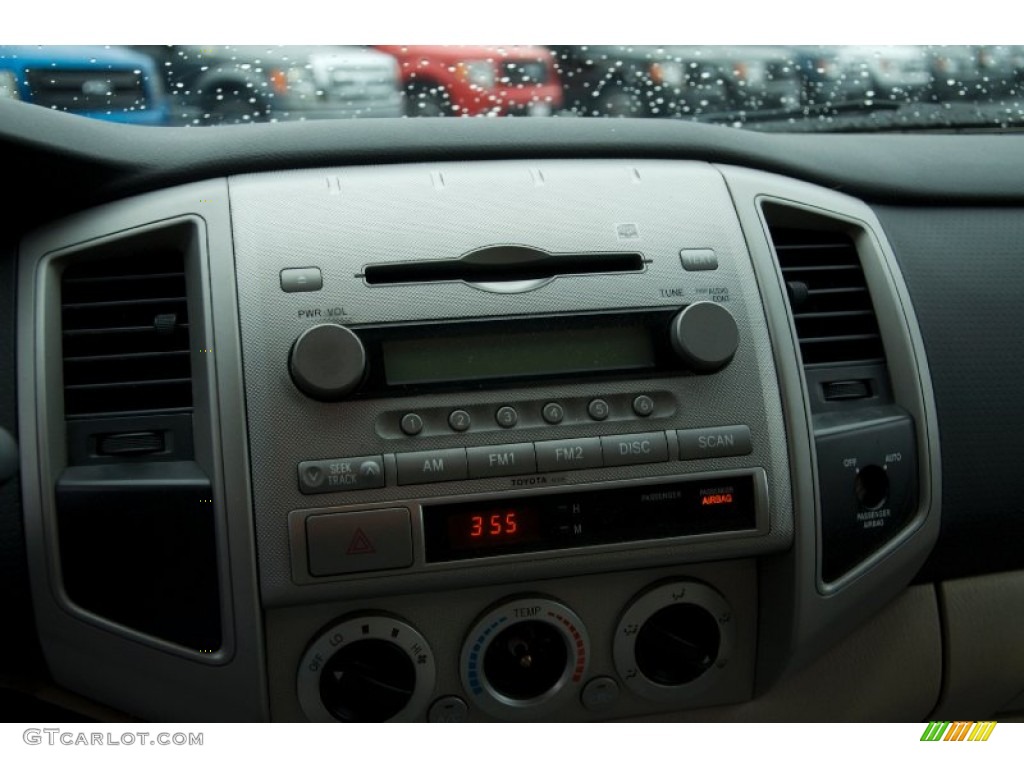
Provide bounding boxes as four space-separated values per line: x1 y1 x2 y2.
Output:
921 721 997 741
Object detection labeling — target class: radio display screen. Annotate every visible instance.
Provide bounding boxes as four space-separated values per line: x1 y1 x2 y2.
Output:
381 325 655 386
423 474 759 562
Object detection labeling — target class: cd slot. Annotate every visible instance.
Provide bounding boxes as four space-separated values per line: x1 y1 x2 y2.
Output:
363 245 644 285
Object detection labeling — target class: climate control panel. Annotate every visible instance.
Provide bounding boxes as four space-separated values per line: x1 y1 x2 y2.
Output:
274 562 756 722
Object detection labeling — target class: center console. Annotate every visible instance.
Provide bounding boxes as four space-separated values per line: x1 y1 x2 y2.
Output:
16 159 940 721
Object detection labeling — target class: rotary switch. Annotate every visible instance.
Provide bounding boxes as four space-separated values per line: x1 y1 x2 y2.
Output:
669 301 739 372
297 615 435 722
289 323 367 400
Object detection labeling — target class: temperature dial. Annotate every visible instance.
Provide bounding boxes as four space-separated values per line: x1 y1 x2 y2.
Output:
614 581 734 703
297 615 435 722
461 597 589 719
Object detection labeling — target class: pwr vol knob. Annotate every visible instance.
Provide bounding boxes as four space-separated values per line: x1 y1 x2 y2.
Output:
461 597 589 719
289 323 367 400
297 615 435 722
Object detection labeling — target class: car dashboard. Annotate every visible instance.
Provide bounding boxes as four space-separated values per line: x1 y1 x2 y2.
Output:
1 100 1023 722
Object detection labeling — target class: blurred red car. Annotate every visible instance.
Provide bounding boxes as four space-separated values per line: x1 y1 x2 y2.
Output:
374 45 562 116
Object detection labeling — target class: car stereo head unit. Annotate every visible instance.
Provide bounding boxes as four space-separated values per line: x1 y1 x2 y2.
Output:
228 160 794 601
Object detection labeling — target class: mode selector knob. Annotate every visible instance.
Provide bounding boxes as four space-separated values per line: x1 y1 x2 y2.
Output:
669 301 739 372
290 324 367 400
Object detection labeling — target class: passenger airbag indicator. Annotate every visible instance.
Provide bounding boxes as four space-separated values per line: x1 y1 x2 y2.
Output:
423 474 758 562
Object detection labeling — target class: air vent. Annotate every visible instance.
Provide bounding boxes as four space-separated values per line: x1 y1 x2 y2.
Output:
60 251 193 418
767 227 885 367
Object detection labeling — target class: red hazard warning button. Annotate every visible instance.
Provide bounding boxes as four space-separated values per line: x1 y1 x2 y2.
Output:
305 508 412 577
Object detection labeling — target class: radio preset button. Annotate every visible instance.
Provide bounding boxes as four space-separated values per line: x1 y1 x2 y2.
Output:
601 432 669 467
305 507 412 576
396 448 469 485
542 402 565 425
677 425 753 460
448 409 472 432
467 443 537 479
400 413 424 436
298 456 385 494
587 399 610 421
632 395 655 417
536 437 603 472
495 406 518 428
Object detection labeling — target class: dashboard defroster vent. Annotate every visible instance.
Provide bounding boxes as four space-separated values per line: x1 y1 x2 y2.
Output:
60 250 193 417
767 227 885 367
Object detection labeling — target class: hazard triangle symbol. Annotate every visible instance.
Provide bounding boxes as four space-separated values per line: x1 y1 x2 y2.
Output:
347 528 376 555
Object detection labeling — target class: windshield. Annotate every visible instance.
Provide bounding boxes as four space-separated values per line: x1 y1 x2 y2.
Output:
1 44 1022 132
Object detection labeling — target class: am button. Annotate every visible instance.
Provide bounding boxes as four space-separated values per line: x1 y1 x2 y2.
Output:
396 448 468 485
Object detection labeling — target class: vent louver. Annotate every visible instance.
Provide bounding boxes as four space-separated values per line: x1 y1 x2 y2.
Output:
60 251 193 417
768 227 885 367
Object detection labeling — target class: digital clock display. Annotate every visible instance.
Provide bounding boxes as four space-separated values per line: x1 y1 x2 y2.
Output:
423 475 759 562
445 505 543 551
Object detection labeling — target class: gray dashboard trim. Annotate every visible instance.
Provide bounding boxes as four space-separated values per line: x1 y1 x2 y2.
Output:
6 99 1024 235
17 181 269 721
717 164 941 687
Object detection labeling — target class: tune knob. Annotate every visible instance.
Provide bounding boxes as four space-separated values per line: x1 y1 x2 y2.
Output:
669 302 739 372
289 323 367 400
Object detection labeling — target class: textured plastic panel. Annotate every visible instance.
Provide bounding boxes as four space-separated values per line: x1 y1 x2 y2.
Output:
875 207 1024 581
718 165 940 687
637 584 941 722
18 181 268 721
229 160 794 606
265 560 757 722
